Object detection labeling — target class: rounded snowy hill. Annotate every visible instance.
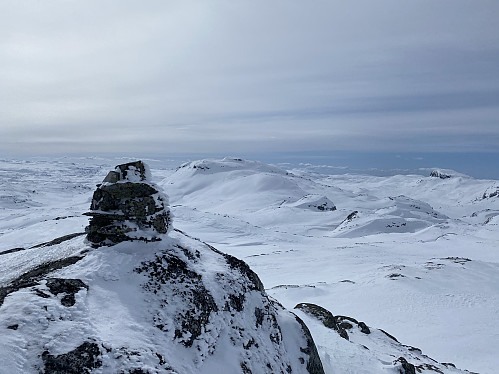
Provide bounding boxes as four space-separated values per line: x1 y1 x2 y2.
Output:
163 158 341 234
163 158 482 239
0 156 497 374
162 158 499 374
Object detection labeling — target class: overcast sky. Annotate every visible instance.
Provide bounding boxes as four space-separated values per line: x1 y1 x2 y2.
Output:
1 0 499 156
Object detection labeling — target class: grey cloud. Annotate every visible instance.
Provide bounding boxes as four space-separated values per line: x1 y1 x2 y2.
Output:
1 0 499 155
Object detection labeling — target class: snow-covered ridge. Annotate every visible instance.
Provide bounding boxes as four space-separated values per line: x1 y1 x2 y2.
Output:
162 158 498 374
0 157 498 374
0 161 325 374
176 157 289 176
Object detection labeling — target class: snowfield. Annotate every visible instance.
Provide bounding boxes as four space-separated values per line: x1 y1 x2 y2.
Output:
1 156 498 373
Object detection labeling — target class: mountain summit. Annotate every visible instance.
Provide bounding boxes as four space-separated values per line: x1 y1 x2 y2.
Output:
0 161 324 374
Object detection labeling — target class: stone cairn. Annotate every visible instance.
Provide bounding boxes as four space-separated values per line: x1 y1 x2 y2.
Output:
85 161 172 247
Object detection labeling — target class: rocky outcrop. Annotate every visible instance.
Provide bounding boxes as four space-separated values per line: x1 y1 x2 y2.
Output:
85 161 172 247
42 341 102 374
0 161 325 374
292 195 336 212
295 303 370 341
295 303 469 374
482 185 499 199
430 170 451 179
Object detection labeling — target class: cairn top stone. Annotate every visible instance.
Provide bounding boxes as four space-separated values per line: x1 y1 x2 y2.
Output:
85 160 171 247
102 160 149 184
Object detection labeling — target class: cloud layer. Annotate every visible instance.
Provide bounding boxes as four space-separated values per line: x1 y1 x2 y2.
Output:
1 0 499 154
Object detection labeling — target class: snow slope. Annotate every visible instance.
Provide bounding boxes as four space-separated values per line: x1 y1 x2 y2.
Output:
1 156 498 373
163 158 499 374
0 159 324 374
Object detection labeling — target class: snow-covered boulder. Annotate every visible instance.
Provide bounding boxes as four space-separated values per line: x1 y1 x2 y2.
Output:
85 161 172 247
295 303 469 374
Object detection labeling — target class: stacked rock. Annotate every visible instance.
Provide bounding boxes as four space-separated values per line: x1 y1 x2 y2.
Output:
85 161 172 247
430 170 451 179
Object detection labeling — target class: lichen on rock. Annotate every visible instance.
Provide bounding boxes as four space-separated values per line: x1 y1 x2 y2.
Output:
85 161 172 247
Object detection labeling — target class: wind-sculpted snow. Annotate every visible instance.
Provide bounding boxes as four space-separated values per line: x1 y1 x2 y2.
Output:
163 158 499 374
1 156 498 374
333 195 448 237
163 158 341 235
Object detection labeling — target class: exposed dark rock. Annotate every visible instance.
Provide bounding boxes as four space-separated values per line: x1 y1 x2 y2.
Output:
295 303 349 340
415 363 446 373
116 160 148 181
294 315 326 374
380 329 399 342
229 293 246 312
29 232 85 249
46 278 88 307
315 202 336 211
135 252 218 348
85 161 171 247
430 170 451 179
387 273 405 279
338 328 350 340
125 370 149 374
406 346 422 354
42 341 102 374
335 315 372 337
295 303 337 329
204 242 264 292
0 247 25 256
346 211 358 221
295 303 371 341
442 257 471 264
0 256 83 307
339 321 353 329
134 235 324 373
254 307 264 327
482 187 498 199
358 321 371 334
395 357 416 374
34 289 51 299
